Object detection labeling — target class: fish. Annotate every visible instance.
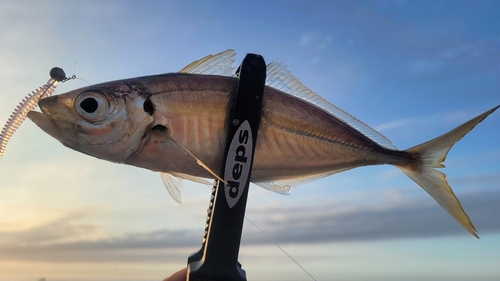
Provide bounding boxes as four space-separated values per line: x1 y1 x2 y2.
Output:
26 50 498 238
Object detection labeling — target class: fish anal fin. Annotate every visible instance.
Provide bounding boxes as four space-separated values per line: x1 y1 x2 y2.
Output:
253 167 354 195
254 181 292 195
169 171 212 186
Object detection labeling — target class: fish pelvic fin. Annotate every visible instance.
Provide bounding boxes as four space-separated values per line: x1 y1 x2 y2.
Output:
397 105 499 238
160 172 213 204
160 172 183 203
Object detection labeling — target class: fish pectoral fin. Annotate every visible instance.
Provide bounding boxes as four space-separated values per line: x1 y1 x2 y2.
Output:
160 172 183 203
165 135 227 184
152 125 224 185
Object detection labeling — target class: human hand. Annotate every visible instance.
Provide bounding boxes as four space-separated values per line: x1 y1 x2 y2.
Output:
162 268 187 281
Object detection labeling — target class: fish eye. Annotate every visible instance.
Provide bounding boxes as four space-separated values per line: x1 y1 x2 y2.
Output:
75 91 110 122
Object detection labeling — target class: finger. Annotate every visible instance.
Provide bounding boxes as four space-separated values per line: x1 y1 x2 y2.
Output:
162 267 187 281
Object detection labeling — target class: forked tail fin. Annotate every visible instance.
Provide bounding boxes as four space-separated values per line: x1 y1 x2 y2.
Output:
397 105 499 238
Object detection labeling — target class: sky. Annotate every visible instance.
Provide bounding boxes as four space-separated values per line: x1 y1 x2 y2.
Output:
0 0 499 280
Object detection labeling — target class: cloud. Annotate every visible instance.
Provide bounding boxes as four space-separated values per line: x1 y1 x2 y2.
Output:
0 226 197 263
374 109 474 133
0 3 499 274
407 40 500 79
247 189 500 244
297 32 333 65
407 60 442 74
374 118 414 132
0 209 102 246
1 176 498 263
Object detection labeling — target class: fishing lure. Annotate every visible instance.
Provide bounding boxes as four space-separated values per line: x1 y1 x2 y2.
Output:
0 67 75 158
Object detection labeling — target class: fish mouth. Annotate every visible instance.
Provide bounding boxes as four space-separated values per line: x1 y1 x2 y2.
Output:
27 110 65 141
27 95 76 145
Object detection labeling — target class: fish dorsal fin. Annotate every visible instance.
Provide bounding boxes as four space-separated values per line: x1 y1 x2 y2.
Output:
179 51 396 149
176 50 396 191
265 61 396 149
179 49 236 76
160 172 212 204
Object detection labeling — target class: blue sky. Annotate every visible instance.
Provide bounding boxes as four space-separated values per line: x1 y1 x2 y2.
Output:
0 1 499 280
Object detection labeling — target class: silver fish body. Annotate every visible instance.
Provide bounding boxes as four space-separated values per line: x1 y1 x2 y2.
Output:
27 54 499 238
30 73 411 181
129 73 415 180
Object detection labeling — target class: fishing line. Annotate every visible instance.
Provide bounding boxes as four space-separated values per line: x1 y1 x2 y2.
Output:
197 183 317 280
72 63 91 85
244 215 317 281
